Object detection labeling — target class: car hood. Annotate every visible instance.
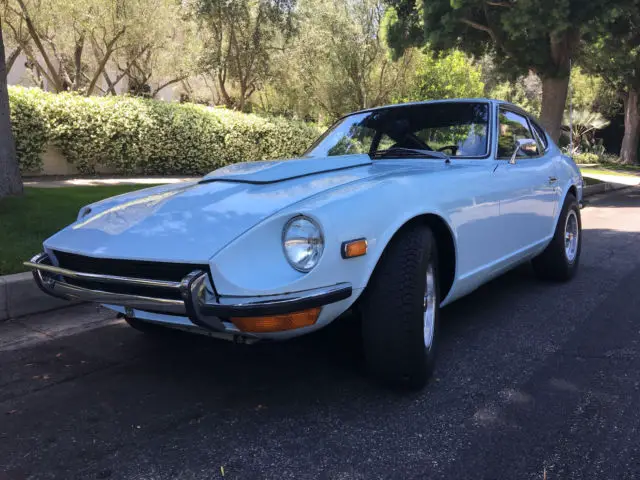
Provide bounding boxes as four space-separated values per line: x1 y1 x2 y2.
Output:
44 155 376 263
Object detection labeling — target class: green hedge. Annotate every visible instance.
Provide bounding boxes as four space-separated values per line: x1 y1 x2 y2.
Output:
8 86 322 175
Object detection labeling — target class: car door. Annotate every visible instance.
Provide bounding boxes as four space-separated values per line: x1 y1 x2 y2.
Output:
493 107 559 257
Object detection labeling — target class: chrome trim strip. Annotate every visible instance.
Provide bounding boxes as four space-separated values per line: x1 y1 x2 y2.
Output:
24 257 181 290
51 281 186 314
25 253 353 332
204 282 353 318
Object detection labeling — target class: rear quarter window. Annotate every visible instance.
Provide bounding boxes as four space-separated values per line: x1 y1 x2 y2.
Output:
530 120 549 150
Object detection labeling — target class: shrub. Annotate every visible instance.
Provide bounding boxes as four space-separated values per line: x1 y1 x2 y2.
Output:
573 152 600 164
9 87 49 172
600 153 621 164
8 86 322 175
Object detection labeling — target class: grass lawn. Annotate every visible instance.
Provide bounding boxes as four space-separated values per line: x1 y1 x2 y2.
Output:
0 185 159 275
580 164 640 178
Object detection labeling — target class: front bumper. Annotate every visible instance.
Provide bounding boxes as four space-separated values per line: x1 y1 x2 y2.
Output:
24 253 352 334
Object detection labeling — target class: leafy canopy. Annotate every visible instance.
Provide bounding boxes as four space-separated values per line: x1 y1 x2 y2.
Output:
384 0 625 79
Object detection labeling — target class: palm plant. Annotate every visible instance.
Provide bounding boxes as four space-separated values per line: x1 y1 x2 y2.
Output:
562 110 610 154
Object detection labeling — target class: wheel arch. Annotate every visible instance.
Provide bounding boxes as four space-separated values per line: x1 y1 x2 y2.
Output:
362 213 457 303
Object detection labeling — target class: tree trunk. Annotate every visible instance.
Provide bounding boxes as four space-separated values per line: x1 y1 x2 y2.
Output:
539 75 570 144
620 88 640 165
0 25 23 198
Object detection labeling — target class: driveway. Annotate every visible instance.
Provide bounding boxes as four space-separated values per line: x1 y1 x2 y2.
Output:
2 187 640 480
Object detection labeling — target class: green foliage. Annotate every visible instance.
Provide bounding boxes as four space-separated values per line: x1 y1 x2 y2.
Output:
573 152 600 164
7 87 49 172
562 109 610 154
261 0 411 122
569 67 621 118
490 73 542 116
385 0 612 76
195 0 297 110
395 50 484 102
8 86 320 175
581 2 640 92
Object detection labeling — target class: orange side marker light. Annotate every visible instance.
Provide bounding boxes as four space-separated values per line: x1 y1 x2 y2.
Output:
342 238 367 259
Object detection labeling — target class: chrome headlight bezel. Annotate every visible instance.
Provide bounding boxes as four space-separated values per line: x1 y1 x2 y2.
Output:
282 215 325 273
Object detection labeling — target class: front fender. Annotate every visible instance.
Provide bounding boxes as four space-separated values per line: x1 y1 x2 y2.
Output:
208 174 458 306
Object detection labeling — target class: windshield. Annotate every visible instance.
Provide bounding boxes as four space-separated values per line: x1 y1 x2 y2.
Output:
304 102 490 159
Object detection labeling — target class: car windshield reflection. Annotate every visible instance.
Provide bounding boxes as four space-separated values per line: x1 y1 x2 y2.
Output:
304 101 490 159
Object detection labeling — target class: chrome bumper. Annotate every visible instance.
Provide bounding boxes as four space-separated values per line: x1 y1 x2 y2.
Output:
24 253 352 333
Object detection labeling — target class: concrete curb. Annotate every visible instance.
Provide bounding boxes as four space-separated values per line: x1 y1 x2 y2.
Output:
583 181 631 197
0 180 635 322
0 272 78 322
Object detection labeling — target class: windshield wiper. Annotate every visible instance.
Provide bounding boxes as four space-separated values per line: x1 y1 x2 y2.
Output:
371 147 450 162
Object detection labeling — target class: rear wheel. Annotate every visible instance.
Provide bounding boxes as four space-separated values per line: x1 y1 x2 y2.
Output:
532 193 582 281
360 223 440 390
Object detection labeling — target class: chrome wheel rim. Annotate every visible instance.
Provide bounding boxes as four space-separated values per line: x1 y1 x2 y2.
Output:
564 210 579 263
423 262 436 349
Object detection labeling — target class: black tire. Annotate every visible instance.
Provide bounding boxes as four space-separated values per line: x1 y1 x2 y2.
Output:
532 193 582 281
360 223 440 390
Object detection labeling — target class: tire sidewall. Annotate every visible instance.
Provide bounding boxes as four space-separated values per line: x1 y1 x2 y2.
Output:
561 195 582 270
360 224 441 389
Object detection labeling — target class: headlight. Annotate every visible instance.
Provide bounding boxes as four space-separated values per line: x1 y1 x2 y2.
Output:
77 206 92 220
282 215 324 272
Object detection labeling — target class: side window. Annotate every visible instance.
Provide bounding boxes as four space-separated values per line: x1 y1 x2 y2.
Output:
530 119 549 151
415 124 488 157
497 109 540 159
377 133 396 151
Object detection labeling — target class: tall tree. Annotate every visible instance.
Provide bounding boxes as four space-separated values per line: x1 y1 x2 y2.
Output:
3 0 191 96
581 3 640 164
384 0 624 142
195 0 297 111
263 0 418 121
0 22 23 197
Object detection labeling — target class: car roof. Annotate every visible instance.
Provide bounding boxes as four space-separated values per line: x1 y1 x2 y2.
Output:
346 98 539 124
350 98 520 115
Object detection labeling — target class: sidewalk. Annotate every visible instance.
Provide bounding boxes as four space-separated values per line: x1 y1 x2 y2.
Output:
23 176 197 188
581 172 640 187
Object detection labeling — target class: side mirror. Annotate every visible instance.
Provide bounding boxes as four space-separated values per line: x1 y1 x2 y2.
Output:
509 138 538 164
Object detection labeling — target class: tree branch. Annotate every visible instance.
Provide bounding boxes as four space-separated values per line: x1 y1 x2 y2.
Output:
152 75 189 97
485 1 512 7
6 45 23 72
73 34 85 90
460 18 498 44
86 27 126 96
15 0 62 91
21 43 56 88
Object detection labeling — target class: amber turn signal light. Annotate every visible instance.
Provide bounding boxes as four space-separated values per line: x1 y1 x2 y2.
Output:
342 238 367 258
231 307 321 333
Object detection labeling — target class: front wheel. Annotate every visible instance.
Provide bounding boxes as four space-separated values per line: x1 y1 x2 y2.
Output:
360 223 440 390
532 193 582 281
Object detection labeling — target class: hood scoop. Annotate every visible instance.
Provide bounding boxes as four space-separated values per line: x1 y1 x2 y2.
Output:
200 154 372 184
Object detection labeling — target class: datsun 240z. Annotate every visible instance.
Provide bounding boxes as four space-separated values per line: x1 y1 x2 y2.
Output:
26 99 583 389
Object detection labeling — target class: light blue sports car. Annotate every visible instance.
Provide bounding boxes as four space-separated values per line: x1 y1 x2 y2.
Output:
26 99 583 389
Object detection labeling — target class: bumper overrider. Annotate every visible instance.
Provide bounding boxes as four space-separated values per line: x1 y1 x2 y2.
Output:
24 253 352 335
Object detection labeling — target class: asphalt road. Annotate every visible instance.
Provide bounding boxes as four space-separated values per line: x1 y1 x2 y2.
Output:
2 187 640 480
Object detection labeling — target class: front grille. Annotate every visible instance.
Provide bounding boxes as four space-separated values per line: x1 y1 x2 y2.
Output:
51 250 209 300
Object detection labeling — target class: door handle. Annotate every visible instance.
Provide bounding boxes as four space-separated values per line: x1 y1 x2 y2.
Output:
548 176 558 184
